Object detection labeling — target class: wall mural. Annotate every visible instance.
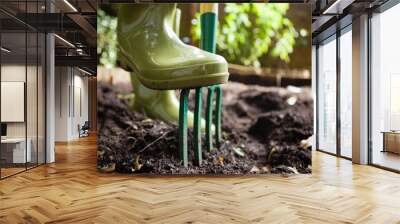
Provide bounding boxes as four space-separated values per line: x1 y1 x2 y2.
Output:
97 3 313 175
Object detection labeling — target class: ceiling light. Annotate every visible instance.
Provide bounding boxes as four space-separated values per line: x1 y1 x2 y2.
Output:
1 47 11 53
54 34 75 48
78 67 92 76
63 0 78 12
76 48 85 55
322 0 354 15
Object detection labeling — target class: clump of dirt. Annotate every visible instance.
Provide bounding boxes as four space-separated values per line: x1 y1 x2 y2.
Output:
97 81 313 175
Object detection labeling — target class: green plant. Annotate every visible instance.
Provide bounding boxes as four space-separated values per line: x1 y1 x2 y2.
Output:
97 8 118 68
192 3 298 68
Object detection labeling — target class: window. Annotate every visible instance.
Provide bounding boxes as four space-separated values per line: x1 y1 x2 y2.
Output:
339 28 352 158
370 3 400 171
317 36 337 154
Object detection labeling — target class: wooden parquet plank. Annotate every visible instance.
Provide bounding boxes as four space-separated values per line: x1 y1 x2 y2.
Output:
0 135 399 223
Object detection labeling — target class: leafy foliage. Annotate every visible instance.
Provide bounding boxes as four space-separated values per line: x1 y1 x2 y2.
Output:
192 4 298 67
97 9 118 68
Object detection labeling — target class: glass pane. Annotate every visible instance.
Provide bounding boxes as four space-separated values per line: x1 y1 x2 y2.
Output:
317 37 337 154
26 0 39 169
1 30 27 177
340 29 352 158
0 1 46 178
27 30 38 169
312 45 317 150
38 32 45 165
371 4 400 171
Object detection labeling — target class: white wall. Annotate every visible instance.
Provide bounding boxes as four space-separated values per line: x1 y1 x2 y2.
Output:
55 67 89 141
76 72 89 138
46 33 55 163
311 45 317 150
352 14 369 164
55 66 70 141
1 63 46 164
1 64 27 164
1 65 27 138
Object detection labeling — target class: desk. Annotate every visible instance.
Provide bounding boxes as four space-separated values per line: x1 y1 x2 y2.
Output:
382 131 400 154
1 138 31 163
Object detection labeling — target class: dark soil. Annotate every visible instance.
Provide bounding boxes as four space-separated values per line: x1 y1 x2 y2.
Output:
97 81 313 175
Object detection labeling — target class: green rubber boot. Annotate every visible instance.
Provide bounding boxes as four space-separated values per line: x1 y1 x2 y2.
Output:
124 8 208 130
117 3 229 90
131 74 208 130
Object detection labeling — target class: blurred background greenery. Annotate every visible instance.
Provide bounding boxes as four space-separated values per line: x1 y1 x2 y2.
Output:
98 3 310 75
97 8 117 68
192 4 299 68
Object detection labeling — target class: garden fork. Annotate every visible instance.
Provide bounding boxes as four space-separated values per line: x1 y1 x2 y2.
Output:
179 3 223 167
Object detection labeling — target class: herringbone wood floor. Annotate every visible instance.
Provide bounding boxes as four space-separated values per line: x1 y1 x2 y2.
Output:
1 135 400 224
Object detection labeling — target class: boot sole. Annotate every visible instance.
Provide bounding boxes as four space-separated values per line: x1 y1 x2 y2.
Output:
137 72 229 90
118 50 229 90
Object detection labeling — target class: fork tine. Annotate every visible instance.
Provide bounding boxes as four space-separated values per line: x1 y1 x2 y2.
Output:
179 88 189 167
206 86 215 151
194 87 203 165
215 85 222 146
